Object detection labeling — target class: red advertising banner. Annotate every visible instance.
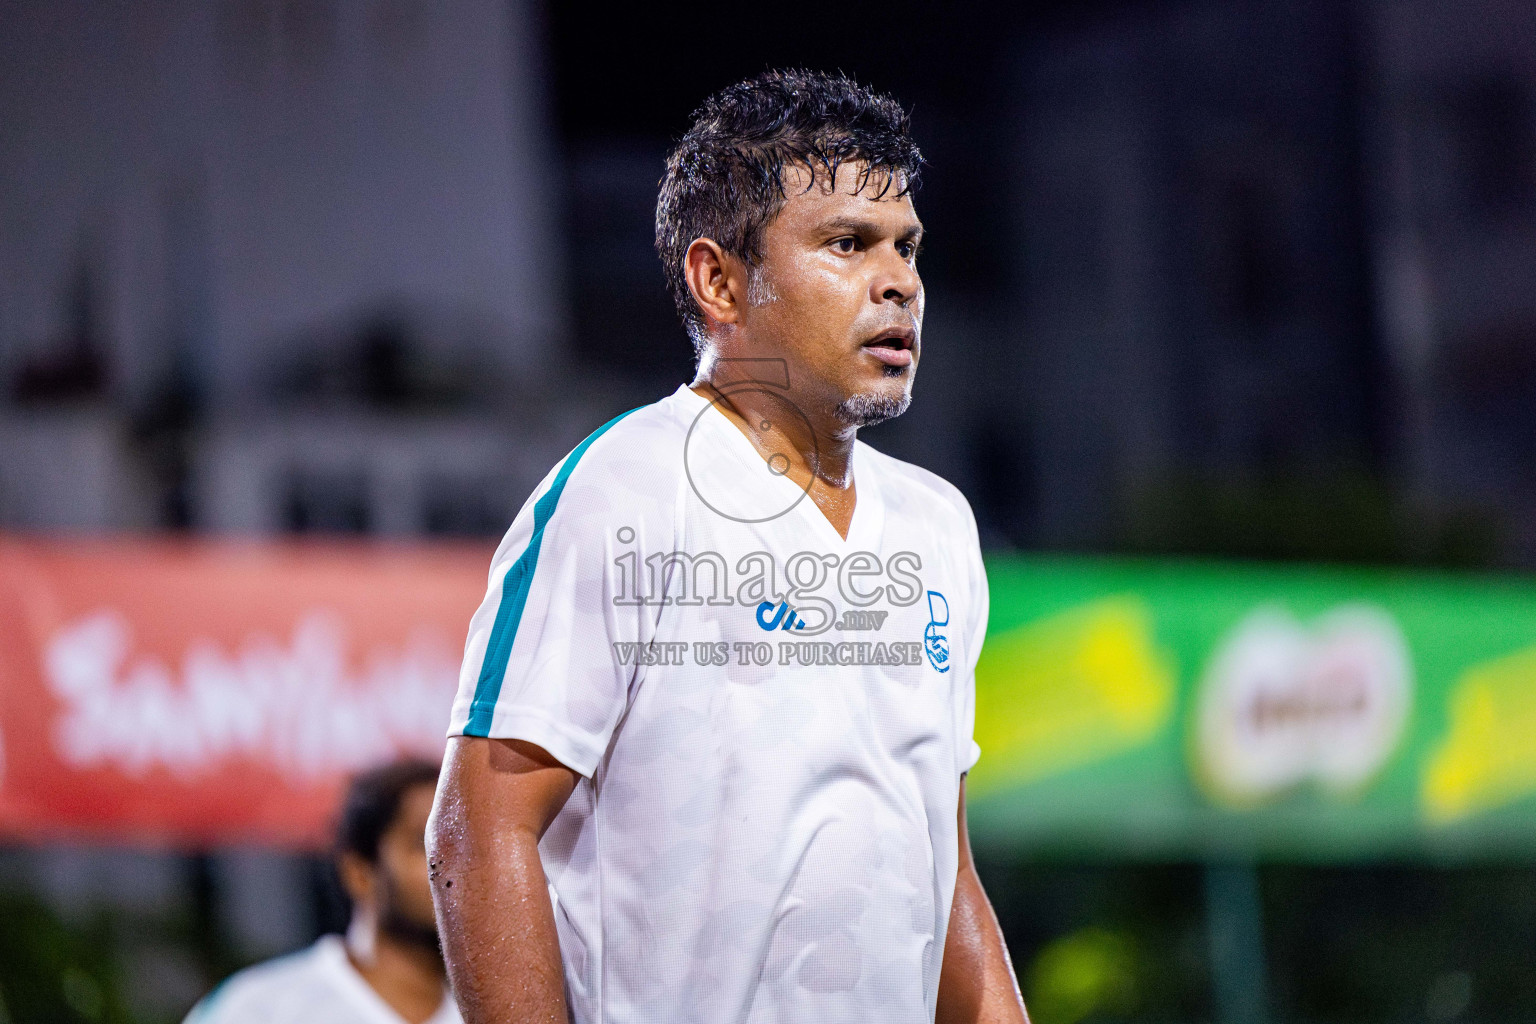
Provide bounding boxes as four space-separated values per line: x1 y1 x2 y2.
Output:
0 536 491 848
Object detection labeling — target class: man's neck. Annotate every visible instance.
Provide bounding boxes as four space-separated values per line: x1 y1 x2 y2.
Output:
691 370 859 538
346 920 447 1024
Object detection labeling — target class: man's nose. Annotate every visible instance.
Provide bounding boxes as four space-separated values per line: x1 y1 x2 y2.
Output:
876 250 921 307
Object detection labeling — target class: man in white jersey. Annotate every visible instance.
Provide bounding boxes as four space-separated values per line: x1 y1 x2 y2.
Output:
429 69 1029 1024
186 761 460 1024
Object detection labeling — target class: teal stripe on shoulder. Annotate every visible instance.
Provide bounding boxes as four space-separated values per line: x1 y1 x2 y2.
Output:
463 407 642 737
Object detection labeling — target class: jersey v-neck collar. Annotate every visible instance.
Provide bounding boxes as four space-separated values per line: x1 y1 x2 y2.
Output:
672 384 884 548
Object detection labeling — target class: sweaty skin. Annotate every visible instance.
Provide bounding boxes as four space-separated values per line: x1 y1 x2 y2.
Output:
429 159 1029 1024
428 738 576 1024
938 779 1031 1024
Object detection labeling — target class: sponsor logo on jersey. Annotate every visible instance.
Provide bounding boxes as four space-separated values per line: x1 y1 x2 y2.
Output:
756 599 807 632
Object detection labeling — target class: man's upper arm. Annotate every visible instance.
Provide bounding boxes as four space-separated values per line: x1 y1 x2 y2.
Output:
427 738 580 1024
431 736 579 848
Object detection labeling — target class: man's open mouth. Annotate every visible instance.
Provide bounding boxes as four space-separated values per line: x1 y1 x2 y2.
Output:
862 328 916 368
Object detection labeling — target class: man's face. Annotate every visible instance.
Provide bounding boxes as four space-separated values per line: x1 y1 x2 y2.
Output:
738 160 924 427
371 783 440 951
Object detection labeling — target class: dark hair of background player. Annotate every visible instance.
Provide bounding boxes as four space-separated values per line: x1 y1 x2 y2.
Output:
654 68 924 354
337 759 440 866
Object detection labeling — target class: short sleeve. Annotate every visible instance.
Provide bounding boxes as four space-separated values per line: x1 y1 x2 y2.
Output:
954 499 988 776
448 416 674 777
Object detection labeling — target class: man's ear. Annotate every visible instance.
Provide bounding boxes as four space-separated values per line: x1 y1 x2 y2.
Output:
684 238 745 330
337 851 376 908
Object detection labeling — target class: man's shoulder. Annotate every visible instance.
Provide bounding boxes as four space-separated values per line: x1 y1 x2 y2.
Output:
587 390 696 453
183 941 333 1023
550 391 694 498
495 391 693 554
859 441 978 539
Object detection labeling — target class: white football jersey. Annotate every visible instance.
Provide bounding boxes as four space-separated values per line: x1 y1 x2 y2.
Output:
183 935 460 1024
449 384 988 1023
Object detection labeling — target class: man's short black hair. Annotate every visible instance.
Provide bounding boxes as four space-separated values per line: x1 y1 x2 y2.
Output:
655 69 923 352
336 758 439 864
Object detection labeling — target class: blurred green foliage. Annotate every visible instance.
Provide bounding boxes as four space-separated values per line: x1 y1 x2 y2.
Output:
0 892 129 1024
0 852 258 1024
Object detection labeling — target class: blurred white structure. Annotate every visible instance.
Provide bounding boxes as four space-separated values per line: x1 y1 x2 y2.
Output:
0 0 567 531
191 406 595 535
0 409 153 529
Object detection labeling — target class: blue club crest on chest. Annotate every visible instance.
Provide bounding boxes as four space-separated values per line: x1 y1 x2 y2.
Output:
923 591 951 673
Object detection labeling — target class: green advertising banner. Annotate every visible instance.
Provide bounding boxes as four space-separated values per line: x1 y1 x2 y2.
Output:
965 556 1536 862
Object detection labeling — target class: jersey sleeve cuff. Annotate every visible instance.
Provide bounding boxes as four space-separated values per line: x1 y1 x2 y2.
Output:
961 739 981 776
449 707 605 779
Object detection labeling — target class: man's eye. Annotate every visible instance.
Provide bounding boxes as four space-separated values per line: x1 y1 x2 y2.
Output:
898 242 915 259
832 237 857 254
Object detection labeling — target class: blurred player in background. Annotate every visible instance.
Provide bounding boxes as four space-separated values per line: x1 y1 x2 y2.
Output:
185 760 460 1024
429 70 1028 1023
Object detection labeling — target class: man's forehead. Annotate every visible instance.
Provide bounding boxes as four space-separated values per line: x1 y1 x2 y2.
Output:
777 160 920 221
780 160 909 202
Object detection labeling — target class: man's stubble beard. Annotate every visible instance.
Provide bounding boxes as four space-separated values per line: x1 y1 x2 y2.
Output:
833 365 913 427
377 871 443 961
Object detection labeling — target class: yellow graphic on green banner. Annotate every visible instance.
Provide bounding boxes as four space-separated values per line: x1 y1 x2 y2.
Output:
1423 645 1536 824
970 596 1175 797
